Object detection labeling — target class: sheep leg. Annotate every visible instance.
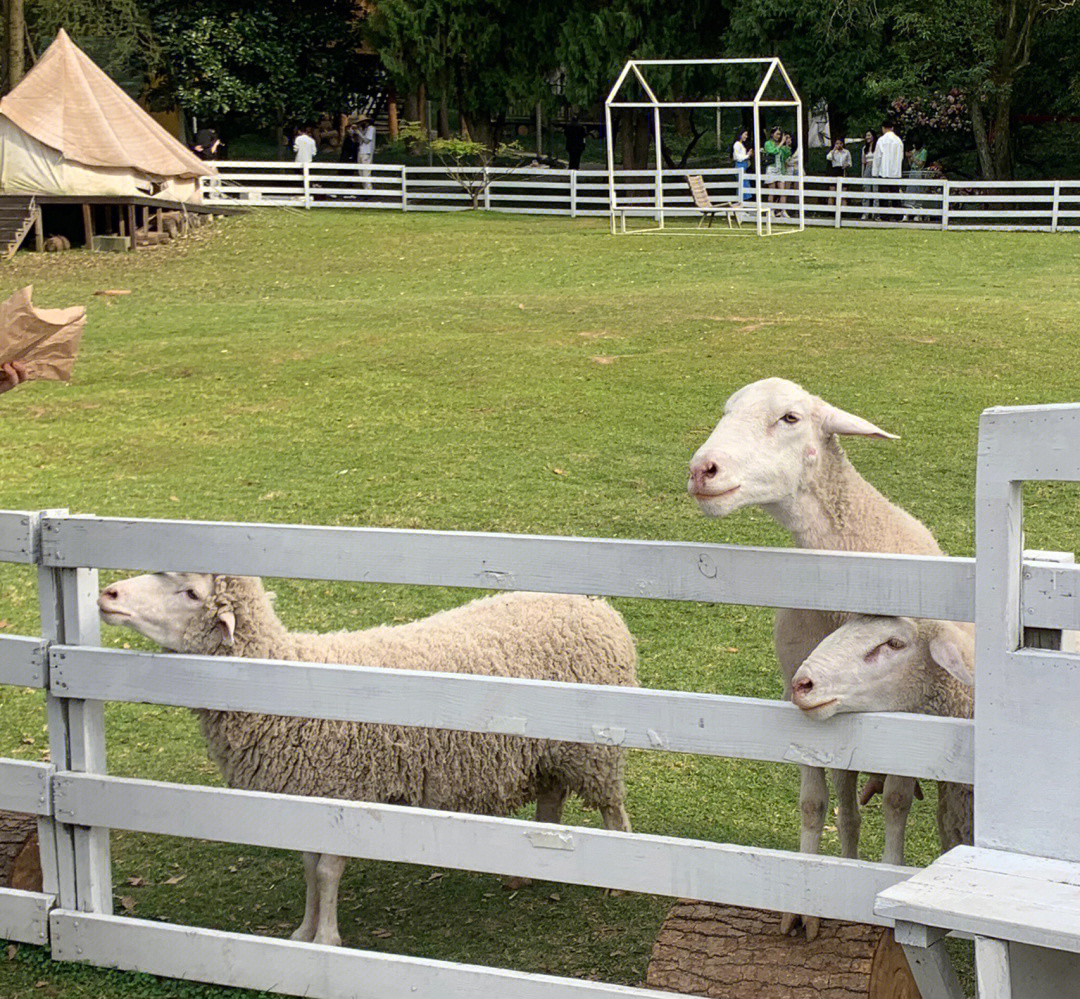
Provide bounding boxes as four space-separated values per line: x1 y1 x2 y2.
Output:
832 768 861 859
780 765 828 941
289 851 320 942
311 854 348 946
881 775 916 866
600 802 632 833
535 785 568 823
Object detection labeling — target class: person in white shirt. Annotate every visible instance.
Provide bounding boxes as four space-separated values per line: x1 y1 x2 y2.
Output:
826 137 851 176
293 127 317 164
731 128 751 203
357 116 376 190
871 120 904 220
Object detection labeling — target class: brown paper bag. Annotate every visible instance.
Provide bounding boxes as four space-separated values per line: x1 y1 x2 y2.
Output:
0 285 86 382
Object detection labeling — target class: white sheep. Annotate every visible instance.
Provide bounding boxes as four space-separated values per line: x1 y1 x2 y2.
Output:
687 377 953 938
98 572 637 946
790 615 974 855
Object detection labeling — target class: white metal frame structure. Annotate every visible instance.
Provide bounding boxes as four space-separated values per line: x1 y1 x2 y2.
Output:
604 58 805 236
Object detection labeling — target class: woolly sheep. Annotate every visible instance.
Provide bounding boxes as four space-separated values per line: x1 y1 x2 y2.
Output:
687 377 954 938
98 573 637 946
790 615 974 856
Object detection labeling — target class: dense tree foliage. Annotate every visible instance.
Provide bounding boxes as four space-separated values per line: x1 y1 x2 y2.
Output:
9 0 1079 177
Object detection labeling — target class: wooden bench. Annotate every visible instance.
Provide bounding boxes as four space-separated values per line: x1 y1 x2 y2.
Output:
875 845 1080 999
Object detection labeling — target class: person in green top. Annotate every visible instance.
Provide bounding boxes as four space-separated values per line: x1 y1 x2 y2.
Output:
763 127 793 216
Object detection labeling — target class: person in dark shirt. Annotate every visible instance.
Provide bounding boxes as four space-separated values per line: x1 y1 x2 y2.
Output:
340 123 360 162
193 127 223 160
563 116 587 171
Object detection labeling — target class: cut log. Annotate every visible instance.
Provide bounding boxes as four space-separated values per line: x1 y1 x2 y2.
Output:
646 902 921 999
0 810 41 891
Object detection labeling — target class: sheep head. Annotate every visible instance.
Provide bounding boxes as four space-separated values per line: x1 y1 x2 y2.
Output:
98 572 257 653
687 378 897 518
790 615 973 720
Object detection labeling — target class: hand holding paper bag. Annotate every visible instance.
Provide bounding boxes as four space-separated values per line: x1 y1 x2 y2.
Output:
0 285 86 385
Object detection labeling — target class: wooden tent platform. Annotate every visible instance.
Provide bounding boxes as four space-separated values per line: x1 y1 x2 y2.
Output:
0 193 243 253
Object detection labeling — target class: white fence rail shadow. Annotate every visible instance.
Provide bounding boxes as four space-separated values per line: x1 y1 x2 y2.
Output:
200 161 1080 233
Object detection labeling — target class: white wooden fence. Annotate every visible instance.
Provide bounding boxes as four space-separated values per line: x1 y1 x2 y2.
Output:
199 161 1080 233
2 403 1080 997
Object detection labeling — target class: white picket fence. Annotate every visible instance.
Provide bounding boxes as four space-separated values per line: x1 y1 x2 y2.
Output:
2 403 1080 997
199 161 1080 232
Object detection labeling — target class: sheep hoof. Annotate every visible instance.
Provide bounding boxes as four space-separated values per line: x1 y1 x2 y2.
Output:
289 925 316 943
779 912 820 940
312 929 342 947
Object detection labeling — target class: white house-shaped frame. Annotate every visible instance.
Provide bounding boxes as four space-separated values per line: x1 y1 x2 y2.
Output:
604 58 804 236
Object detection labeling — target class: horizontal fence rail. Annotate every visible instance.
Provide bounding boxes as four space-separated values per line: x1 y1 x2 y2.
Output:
0 891 52 946
53 772 914 927
48 910 692 999
200 161 1080 233
0 635 47 687
38 514 1080 630
48 646 974 781
0 509 38 562
0 760 52 815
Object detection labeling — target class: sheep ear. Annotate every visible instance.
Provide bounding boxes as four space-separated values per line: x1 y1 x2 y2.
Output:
821 404 899 440
929 634 973 686
217 609 236 647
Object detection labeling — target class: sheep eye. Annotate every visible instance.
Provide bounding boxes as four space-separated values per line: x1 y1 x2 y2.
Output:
780 413 800 425
185 589 201 601
886 638 906 650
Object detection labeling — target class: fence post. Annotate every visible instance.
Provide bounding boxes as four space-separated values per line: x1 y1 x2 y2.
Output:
834 180 843 228
302 162 311 209
1051 182 1060 233
401 166 408 212
1022 550 1073 650
39 511 112 914
941 179 950 230
483 167 491 211
570 170 578 218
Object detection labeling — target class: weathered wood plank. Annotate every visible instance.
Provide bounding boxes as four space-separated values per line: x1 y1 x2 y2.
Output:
900 939 964 999
49 646 974 781
0 888 52 945
0 761 51 815
0 510 37 563
53 773 915 926
49 910 698 999
39 515 978 621
978 405 1080 483
0 635 46 687
36 514 1080 630
975 937 1013 999
875 847 1080 954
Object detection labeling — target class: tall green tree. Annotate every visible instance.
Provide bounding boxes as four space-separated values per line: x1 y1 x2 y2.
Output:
144 0 372 135
837 0 1078 178
368 0 561 148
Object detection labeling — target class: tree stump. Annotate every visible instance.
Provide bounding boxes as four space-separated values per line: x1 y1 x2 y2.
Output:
646 902 921 999
0 811 42 891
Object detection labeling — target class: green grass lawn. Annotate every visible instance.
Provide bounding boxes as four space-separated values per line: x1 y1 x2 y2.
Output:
2 211 1080 997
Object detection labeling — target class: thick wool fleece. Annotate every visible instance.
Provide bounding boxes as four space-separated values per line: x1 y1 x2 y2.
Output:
184 577 637 820
910 621 974 853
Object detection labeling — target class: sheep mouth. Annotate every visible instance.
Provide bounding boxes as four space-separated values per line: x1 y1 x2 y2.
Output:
796 697 838 714
689 484 741 501
99 608 130 623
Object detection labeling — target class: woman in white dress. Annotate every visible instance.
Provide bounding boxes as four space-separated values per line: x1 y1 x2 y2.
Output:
731 128 752 204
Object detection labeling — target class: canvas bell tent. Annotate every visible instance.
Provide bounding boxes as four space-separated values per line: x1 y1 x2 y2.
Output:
0 29 213 204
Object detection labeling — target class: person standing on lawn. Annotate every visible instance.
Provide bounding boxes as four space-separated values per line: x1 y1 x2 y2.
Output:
763 127 792 217
564 116 587 171
293 126 317 164
871 119 904 220
358 116 377 190
732 128 752 203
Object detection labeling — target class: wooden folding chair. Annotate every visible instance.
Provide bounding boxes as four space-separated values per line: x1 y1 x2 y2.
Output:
687 175 741 228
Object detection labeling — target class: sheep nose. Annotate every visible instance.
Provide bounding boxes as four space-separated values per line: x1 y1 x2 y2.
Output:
688 458 719 493
98 587 118 608
793 677 814 696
